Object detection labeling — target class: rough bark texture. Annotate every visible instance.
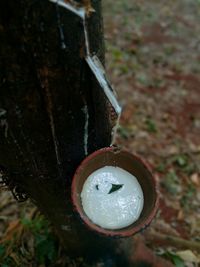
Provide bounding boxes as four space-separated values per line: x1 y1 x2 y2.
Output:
0 0 123 259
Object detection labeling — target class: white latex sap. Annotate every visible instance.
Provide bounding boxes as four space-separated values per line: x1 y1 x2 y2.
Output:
81 166 144 229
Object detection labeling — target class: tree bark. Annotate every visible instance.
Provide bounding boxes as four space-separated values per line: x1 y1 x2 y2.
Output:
0 0 124 259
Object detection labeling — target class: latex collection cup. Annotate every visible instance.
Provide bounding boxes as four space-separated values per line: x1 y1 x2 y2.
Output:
71 147 159 237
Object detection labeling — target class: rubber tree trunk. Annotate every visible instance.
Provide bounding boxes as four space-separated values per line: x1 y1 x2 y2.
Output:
0 0 130 261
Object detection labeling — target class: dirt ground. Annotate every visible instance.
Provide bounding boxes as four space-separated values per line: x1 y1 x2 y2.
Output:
104 0 200 265
0 0 200 266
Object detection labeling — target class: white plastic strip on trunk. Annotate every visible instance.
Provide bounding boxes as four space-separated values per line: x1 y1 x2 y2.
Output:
86 56 121 115
49 0 122 144
49 0 85 19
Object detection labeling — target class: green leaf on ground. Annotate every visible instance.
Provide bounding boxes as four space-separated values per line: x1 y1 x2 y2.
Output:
35 234 57 264
0 244 5 258
160 251 185 267
145 118 157 133
162 170 181 194
156 163 166 173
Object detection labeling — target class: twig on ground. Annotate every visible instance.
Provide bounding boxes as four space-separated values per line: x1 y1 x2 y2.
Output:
145 230 200 252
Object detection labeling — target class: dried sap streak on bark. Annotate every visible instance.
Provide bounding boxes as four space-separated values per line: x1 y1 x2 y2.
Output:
37 66 62 177
0 0 114 256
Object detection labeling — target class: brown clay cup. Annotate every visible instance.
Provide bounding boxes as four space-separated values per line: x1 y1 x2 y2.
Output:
71 147 159 237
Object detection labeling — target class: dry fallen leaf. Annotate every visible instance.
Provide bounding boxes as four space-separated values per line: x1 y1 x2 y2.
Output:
176 250 200 263
190 173 199 186
64 0 95 15
177 209 184 221
82 0 95 15
10 252 20 265
0 219 23 243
